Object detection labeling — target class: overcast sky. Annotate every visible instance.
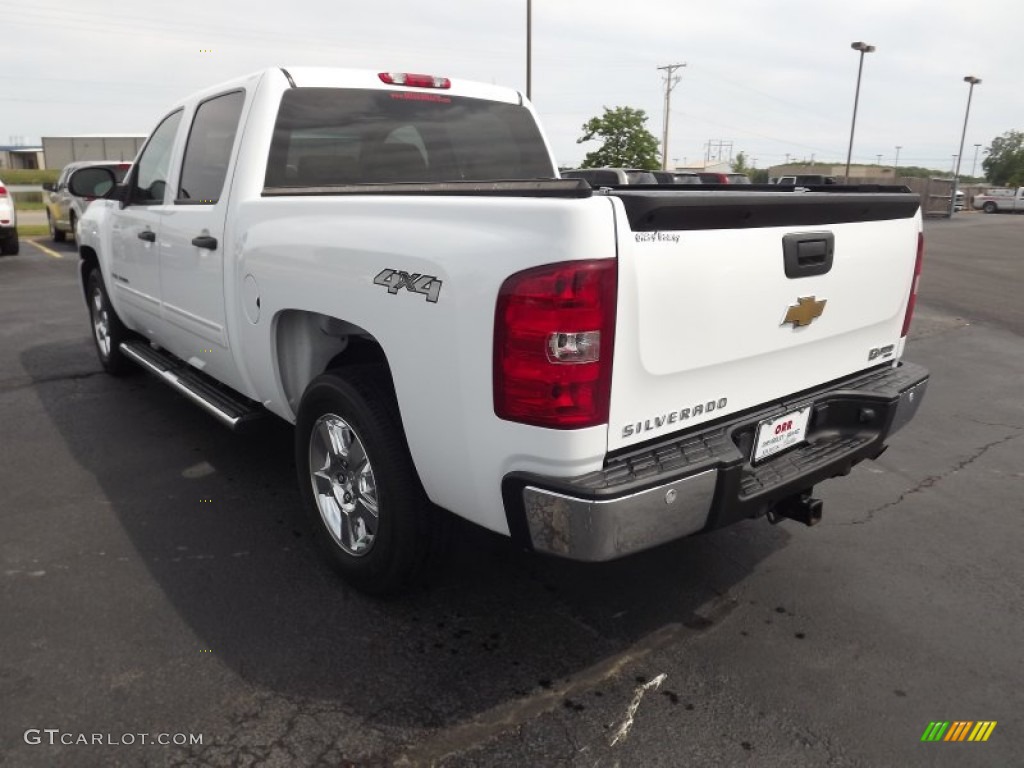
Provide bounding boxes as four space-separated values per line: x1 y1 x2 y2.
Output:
1 0 1020 172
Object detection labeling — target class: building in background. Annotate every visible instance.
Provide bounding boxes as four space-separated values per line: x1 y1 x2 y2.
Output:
767 164 897 181
0 145 44 170
41 135 146 169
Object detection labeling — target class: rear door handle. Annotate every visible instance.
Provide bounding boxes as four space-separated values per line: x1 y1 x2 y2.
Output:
191 235 218 250
782 232 834 278
137 230 156 242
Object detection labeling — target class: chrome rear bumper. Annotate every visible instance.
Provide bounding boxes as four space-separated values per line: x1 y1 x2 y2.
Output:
505 361 929 561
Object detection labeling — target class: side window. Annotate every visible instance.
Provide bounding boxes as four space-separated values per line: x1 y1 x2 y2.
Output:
131 110 183 205
177 91 245 204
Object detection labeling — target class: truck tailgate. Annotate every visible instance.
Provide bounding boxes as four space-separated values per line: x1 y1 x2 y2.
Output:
607 190 922 452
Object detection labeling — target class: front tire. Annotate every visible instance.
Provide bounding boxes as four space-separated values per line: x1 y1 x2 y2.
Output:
49 211 66 242
86 268 133 375
295 367 436 596
983 201 997 214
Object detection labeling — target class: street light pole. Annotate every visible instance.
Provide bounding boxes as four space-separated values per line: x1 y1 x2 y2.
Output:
950 76 981 217
971 143 982 178
844 41 876 184
894 145 902 177
526 0 532 100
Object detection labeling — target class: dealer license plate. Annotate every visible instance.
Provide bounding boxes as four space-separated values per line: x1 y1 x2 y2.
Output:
752 407 811 463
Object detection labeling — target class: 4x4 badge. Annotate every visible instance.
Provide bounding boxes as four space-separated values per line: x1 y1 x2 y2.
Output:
373 269 442 303
783 296 827 328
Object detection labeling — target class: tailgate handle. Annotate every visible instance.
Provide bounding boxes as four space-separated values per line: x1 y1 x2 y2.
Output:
783 232 834 278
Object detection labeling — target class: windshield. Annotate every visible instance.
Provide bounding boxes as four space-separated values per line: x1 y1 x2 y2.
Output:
266 88 555 186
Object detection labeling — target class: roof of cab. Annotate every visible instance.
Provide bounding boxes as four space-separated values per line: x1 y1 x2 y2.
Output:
172 67 524 110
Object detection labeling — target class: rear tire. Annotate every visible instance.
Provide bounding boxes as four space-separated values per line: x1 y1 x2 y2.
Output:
86 268 133 375
295 367 437 596
0 233 17 256
49 212 66 242
983 201 997 214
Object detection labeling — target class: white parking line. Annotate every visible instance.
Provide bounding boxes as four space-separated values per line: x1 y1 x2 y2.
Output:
26 239 64 259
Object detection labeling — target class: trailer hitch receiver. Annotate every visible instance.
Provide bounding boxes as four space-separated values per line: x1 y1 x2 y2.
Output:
767 491 823 527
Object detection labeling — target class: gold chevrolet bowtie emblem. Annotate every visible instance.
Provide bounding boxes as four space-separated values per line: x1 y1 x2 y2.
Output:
783 296 827 328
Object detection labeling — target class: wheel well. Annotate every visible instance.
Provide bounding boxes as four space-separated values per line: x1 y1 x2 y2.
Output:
79 246 99 299
274 310 394 415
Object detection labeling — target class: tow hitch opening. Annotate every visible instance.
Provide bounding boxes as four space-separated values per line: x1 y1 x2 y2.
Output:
767 491 823 527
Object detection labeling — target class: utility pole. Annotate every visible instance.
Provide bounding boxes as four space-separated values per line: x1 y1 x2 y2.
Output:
657 63 686 170
894 145 901 177
971 143 982 178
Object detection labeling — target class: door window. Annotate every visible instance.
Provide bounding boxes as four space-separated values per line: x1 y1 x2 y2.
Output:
177 91 245 204
130 110 184 205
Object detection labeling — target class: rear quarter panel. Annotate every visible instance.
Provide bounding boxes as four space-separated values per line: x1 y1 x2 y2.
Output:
232 194 618 535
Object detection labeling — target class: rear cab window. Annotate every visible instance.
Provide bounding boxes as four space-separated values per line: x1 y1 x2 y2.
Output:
264 88 555 187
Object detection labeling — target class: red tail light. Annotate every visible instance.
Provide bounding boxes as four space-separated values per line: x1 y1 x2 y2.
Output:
494 260 617 429
901 232 924 337
378 72 451 89
0 185 8 197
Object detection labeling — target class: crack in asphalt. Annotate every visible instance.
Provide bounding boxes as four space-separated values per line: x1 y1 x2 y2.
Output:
960 416 1024 431
845 431 1021 525
168 692 384 767
390 594 738 767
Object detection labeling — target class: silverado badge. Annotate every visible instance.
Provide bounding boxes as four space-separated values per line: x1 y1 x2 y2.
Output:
783 296 827 328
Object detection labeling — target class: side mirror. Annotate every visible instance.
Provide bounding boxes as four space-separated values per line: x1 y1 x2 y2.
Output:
68 167 118 199
42 182 56 192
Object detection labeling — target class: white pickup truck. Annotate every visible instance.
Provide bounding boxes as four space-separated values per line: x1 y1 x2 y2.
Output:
71 67 929 594
972 186 1024 213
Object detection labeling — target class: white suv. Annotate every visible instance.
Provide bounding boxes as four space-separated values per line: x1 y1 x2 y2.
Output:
43 161 131 242
0 177 18 255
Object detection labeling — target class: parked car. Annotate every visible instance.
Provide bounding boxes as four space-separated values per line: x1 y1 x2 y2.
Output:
652 171 701 185
43 161 132 242
72 66 928 595
775 175 838 186
697 172 751 184
0 178 18 255
972 186 1024 213
561 168 658 186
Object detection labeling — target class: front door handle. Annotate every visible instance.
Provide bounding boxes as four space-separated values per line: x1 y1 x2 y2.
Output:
137 230 156 242
191 235 218 250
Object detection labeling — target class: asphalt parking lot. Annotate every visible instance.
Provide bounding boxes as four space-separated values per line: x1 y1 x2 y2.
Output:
1 214 1022 767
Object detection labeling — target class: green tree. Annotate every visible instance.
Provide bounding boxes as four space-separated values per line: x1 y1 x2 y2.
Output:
982 130 1024 186
577 107 660 170
731 152 750 174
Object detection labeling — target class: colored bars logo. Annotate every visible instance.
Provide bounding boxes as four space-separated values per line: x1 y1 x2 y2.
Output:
921 721 997 742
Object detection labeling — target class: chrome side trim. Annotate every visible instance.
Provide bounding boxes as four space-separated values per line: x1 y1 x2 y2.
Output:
120 343 241 429
523 469 717 561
